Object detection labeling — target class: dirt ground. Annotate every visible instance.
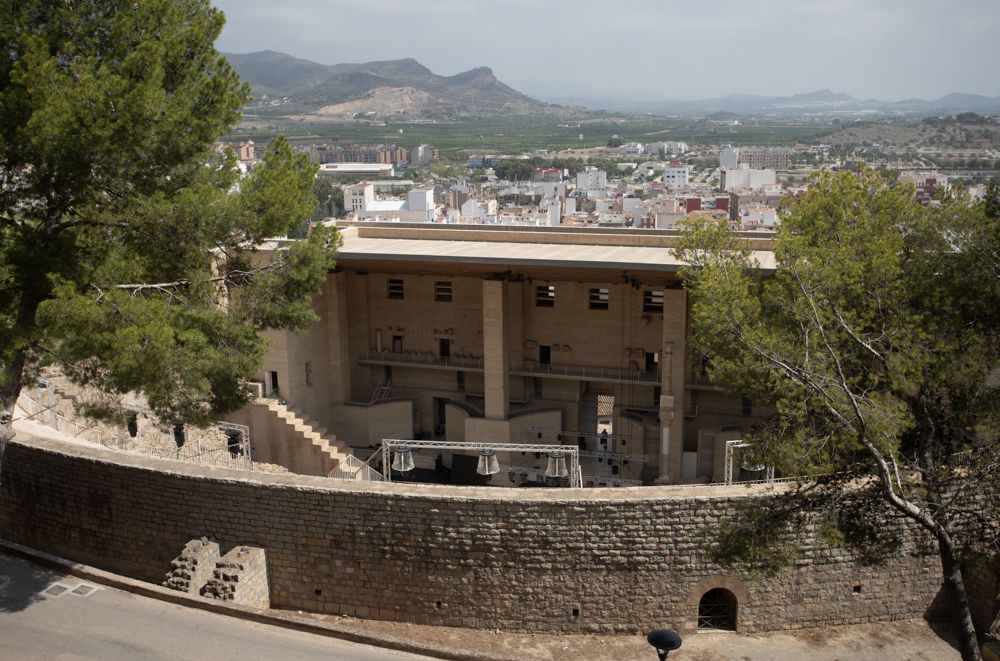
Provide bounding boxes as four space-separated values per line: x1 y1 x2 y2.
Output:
293 612 961 661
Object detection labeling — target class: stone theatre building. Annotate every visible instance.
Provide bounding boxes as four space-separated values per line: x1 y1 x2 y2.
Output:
253 222 777 485
1 221 955 636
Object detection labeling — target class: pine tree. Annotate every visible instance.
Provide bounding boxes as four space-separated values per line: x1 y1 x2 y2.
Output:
677 169 1000 661
0 2 336 452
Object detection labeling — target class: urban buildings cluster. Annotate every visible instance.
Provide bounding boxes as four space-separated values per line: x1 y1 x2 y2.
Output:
295 142 438 170
343 143 792 231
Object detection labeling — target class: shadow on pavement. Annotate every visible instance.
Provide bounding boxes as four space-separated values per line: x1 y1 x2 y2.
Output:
0 552 60 613
927 615 964 655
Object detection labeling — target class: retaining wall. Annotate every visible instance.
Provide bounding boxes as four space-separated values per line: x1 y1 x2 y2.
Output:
0 431 944 634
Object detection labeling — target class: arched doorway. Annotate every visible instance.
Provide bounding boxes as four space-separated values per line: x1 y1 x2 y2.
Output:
698 588 737 630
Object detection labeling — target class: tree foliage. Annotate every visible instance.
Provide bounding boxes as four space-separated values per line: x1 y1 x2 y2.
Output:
678 169 999 660
493 159 535 181
0 1 337 430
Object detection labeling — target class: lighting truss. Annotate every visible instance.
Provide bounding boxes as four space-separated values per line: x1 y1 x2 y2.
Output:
378 439 583 487
530 426 649 463
216 420 251 459
723 439 775 485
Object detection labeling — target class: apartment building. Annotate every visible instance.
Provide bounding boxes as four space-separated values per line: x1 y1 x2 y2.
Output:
216 140 256 162
720 165 777 191
575 166 608 196
251 225 777 486
410 144 436 165
720 145 791 170
307 143 409 165
661 162 690 191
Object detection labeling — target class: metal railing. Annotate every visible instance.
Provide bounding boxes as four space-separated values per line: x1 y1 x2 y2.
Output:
689 373 718 387
328 453 386 482
686 403 775 418
15 392 106 443
512 361 660 384
369 378 393 404
582 474 643 488
16 391 257 472
359 351 484 370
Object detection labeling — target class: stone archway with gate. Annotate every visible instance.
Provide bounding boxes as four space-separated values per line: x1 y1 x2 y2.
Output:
684 575 751 633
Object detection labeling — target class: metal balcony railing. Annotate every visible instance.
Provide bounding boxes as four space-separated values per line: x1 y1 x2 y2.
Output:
511 361 661 384
688 403 775 418
358 351 484 371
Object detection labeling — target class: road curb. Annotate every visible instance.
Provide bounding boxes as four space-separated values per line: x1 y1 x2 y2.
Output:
0 539 519 661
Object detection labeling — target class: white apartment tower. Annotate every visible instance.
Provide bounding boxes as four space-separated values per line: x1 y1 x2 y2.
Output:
346 182 375 213
576 166 607 195
661 163 690 191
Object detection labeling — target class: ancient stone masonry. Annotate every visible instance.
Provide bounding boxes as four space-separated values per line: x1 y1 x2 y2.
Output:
163 537 220 595
0 432 946 634
201 545 270 609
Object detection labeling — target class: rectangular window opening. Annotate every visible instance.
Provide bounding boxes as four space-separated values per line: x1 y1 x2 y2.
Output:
387 278 404 299
589 288 609 310
434 280 453 302
643 289 664 313
305 361 313 387
536 284 555 308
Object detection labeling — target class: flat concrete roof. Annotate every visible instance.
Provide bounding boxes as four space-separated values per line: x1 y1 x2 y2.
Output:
336 226 776 274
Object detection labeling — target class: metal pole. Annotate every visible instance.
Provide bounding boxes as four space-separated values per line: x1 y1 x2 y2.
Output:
383 442 391 482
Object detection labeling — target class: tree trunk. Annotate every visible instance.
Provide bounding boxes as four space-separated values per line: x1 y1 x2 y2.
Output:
0 286 48 484
938 531 984 661
0 385 18 487
0 345 28 486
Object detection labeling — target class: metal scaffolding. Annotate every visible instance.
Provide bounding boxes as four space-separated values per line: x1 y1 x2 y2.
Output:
377 439 584 487
723 439 775 485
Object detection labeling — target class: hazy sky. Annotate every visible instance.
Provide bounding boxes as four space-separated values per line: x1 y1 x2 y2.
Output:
212 0 1000 101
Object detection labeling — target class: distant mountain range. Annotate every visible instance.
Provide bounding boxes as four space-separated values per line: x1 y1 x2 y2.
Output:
223 50 574 120
537 89 1000 117
224 51 1000 120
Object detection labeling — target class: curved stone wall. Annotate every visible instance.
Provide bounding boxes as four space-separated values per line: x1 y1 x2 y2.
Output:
0 431 944 634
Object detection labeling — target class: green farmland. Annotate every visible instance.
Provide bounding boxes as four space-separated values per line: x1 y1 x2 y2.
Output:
223 115 838 158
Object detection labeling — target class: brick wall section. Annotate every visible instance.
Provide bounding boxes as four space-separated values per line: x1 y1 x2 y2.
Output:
163 537 220 595
0 432 945 634
202 546 270 608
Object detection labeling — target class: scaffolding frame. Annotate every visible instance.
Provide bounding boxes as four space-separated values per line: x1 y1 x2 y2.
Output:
377 439 584 487
217 421 252 461
724 439 775 485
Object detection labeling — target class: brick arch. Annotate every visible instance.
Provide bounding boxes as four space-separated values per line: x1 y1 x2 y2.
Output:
683 575 751 632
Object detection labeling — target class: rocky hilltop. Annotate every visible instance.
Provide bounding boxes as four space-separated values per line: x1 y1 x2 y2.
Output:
224 50 571 120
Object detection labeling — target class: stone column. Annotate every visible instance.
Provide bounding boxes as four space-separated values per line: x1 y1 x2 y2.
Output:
325 272 353 405
482 279 509 420
656 342 676 484
657 289 687 483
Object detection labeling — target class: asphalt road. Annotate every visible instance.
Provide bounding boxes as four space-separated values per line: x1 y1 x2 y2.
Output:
0 552 434 661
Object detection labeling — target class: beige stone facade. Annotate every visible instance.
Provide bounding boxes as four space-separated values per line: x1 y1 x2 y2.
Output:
254 224 779 485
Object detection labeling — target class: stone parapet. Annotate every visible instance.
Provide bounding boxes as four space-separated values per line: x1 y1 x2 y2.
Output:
0 430 944 634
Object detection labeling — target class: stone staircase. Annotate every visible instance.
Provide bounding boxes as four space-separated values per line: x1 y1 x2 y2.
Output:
257 397 350 476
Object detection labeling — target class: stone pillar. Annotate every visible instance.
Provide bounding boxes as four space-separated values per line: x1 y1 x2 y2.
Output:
482 279 509 420
658 289 687 483
325 272 353 406
163 537 221 595
657 396 675 484
201 545 270 609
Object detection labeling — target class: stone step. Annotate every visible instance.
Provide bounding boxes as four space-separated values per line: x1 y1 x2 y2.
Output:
256 398 352 473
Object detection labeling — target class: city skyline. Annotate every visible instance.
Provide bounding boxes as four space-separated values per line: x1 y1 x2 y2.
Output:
212 0 1000 102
